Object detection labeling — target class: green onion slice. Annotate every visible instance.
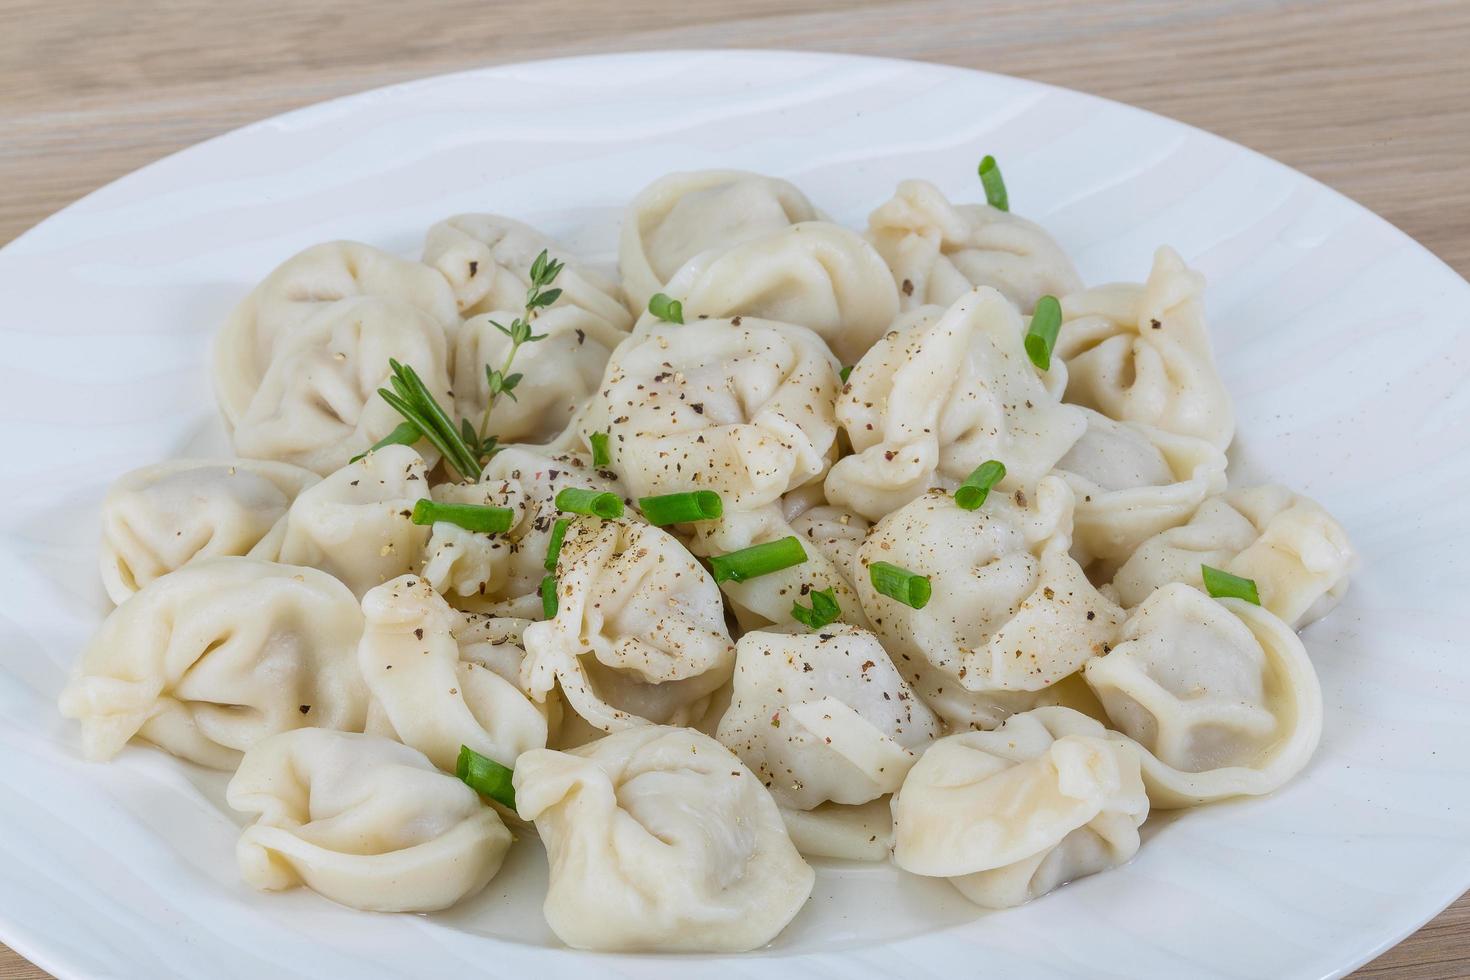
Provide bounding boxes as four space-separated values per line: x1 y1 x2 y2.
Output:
540 575 559 619
648 292 684 324
544 518 571 572
638 490 723 526
456 745 516 810
590 431 611 467
791 587 841 630
978 154 1009 212
1024 295 1063 371
410 499 515 534
954 459 1007 511
869 561 931 609
555 487 624 519
708 536 807 584
1201 564 1261 605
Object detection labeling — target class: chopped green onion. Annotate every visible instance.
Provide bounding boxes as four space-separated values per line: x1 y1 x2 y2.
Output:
544 518 570 572
1024 295 1063 371
555 487 624 519
456 745 516 810
1201 564 1261 605
791 587 841 630
839 365 853 384
590 431 611 467
410 499 515 534
648 292 684 324
869 561 931 609
978 155 1009 212
540 575 558 619
954 459 1007 511
708 536 807 584
350 420 421 463
638 490 723 526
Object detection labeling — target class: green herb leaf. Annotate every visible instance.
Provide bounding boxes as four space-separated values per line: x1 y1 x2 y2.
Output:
648 292 684 324
638 490 723 526
954 459 1007 511
350 420 422 463
555 487 625 519
979 154 1009 212
708 536 807 584
791 587 841 630
590 431 611 467
457 745 516 810
1024 295 1063 372
1201 564 1261 605
410 499 515 534
839 365 853 384
869 561 931 609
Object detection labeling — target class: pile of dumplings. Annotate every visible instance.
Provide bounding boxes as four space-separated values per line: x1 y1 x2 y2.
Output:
59 168 1357 953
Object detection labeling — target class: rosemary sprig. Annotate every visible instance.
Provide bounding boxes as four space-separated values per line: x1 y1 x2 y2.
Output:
379 359 482 481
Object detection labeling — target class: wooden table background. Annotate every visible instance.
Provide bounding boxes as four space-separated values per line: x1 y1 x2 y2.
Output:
2 0 1467 976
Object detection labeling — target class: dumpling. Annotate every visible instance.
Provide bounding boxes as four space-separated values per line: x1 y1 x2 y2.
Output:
867 179 1081 314
1083 584 1322 808
58 557 367 769
580 318 840 510
99 458 319 604
228 729 511 912
685 500 872 632
422 213 631 330
1052 408 1227 568
1054 246 1234 449
258 444 431 597
522 517 735 732
716 625 940 840
514 725 814 952
421 445 632 610
891 706 1148 909
619 169 819 313
359 576 552 773
826 287 1086 521
213 242 457 427
453 305 627 445
646 222 899 363
1109 486 1355 628
855 478 1123 731
228 296 453 475
779 797 896 862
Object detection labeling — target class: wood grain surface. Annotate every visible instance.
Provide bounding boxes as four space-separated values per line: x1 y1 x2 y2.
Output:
2 0 1467 976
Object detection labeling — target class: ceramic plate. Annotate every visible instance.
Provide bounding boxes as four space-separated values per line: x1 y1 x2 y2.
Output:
2 50 1468 980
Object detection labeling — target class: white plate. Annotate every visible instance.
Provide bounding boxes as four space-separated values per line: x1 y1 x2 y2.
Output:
2 49 1468 980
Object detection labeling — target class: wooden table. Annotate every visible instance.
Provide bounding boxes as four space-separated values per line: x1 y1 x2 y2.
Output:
2 0 1466 976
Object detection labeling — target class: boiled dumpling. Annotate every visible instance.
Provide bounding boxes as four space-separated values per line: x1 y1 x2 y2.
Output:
619 169 819 313
1054 246 1234 449
779 797 896 862
716 624 940 808
213 242 458 427
1110 485 1354 628
514 725 814 951
855 478 1123 731
1052 408 1227 568
228 296 453 475
258 444 431 596
422 213 631 330
645 222 899 363
867 179 1081 314
580 318 840 510
892 706 1148 908
1084 583 1323 808
58 557 367 769
826 287 1086 521
453 305 627 445
99 458 318 604
228 728 511 912
359 575 552 773
522 517 735 732
421 445 632 612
